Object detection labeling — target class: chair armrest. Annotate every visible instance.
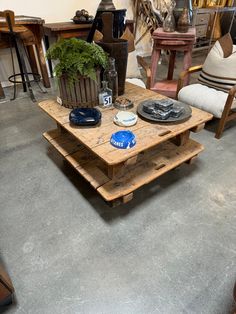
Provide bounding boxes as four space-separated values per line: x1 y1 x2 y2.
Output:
229 84 236 97
223 84 236 113
176 65 203 98
136 55 151 89
215 83 236 139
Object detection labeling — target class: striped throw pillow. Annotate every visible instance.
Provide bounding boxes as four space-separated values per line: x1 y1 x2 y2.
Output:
198 34 236 92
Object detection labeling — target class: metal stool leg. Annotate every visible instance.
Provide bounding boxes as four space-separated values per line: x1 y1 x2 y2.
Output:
13 39 27 93
15 36 36 102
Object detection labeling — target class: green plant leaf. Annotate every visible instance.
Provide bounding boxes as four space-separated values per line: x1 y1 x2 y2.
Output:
46 38 108 82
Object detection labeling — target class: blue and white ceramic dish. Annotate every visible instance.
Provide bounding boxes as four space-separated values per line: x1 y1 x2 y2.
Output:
69 108 101 126
114 111 138 127
110 130 136 149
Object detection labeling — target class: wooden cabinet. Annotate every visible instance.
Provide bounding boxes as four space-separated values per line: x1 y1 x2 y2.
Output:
192 6 236 50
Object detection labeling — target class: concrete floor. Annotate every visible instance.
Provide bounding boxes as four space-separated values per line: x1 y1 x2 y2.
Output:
0 53 236 314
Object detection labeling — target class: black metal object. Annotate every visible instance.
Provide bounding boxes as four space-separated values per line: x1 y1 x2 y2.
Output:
96 12 128 96
86 9 126 43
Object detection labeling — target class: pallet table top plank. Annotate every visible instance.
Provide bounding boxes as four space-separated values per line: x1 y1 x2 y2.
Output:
38 82 213 166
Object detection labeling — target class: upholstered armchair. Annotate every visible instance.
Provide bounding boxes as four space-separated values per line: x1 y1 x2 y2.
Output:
176 34 236 139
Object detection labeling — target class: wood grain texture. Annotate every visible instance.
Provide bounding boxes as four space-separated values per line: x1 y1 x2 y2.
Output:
39 83 212 204
39 82 212 166
43 129 203 202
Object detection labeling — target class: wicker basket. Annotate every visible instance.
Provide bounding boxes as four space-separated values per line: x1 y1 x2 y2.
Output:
58 70 101 109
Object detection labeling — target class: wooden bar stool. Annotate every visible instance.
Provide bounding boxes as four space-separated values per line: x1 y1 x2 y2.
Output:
150 27 196 98
0 10 45 102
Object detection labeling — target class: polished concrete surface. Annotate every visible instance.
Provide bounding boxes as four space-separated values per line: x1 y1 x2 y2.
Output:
0 53 236 314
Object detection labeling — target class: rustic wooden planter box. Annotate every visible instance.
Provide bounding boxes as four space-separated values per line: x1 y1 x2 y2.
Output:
58 71 101 109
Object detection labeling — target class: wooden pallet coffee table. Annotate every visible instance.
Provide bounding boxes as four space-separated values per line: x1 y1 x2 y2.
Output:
38 82 212 206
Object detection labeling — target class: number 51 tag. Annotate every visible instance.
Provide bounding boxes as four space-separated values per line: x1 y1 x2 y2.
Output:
103 95 112 107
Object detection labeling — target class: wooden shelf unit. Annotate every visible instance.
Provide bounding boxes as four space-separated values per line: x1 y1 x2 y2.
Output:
192 6 236 51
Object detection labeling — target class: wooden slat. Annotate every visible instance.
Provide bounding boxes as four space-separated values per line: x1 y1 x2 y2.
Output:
43 130 110 190
43 130 82 157
39 83 212 166
97 139 204 201
43 129 204 202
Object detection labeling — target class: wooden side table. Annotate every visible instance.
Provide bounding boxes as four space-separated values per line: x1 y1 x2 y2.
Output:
43 22 92 77
151 27 196 98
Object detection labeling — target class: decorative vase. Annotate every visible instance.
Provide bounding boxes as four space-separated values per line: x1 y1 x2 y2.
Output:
97 0 116 11
177 7 190 33
58 71 101 109
163 0 176 32
174 0 193 24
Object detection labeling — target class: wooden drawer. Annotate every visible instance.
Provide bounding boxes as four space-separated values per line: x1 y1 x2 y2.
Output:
196 13 210 25
196 24 208 38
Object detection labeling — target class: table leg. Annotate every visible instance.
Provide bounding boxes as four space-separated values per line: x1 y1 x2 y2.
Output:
191 123 205 133
183 48 192 85
167 50 176 80
175 130 190 146
35 42 50 88
107 154 138 179
56 122 66 134
185 155 198 164
44 35 53 78
110 193 134 207
26 45 39 78
151 46 161 88
30 24 50 88
107 164 123 179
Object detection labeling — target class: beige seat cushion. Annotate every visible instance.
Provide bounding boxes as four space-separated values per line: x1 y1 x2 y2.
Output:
178 83 236 118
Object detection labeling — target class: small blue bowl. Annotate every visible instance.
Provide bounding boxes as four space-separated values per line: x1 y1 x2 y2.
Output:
69 108 101 126
110 130 136 149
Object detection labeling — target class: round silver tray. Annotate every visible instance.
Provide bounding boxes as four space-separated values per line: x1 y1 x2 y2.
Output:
137 99 192 123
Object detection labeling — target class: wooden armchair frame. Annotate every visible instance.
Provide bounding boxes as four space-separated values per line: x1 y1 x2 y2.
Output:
176 65 236 139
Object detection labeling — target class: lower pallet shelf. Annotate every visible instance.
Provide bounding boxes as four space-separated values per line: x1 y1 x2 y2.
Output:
43 129 204 204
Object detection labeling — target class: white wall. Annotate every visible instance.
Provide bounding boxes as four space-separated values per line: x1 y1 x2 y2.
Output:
0 0 152 83
0 0 133 22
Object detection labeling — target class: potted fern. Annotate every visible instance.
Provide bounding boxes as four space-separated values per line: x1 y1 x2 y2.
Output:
46 38 108 108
